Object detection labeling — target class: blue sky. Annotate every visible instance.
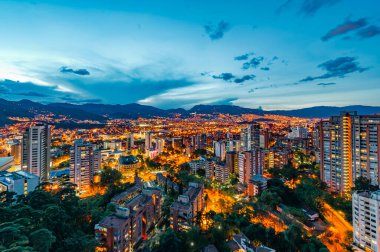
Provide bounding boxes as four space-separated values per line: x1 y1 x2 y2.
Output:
0 0 379 110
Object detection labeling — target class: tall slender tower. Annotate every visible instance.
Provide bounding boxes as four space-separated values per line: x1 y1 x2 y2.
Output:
22 124 51 181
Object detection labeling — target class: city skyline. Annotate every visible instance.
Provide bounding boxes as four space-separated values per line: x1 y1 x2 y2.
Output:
1 0 380 110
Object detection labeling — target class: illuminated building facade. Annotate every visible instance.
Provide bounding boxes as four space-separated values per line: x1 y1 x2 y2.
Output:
70 139 101 192
118 155 140 174
320 112 380 197
22 124 51 181
214 162 229 183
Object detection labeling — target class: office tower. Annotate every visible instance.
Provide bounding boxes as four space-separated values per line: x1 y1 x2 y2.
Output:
320 112 380 197
213 141 226 161
22 124 51 181
70 139 101 192
288 126 308 139
352 190 380 252
145 132 153 151
226 151 238 174
240 124 260 151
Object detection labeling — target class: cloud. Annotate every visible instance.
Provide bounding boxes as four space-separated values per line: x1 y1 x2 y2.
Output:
234 75 256 84
60 95 102 103
16 91 49 97
300 0 340 16
234 53 254 61
204 21 230 40
0 85 10 94
300 57 368 82
277 0 340 16
242 56 264 70
212 73 235 81
317 82 336 86
60 66 90 76
212 73 255 84
322 17 368 41
210 98 238 105
357 25 380 39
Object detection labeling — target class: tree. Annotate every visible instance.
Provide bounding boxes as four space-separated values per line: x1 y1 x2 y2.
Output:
30 229 56 252
353 176 378 191
155 228 183 251
100 168 122 187
284 225 303 251
259 191 282 210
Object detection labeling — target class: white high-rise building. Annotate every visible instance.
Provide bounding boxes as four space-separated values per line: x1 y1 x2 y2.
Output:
22 124 51 181
240 124 260 151
353 190 380 252
70 139 101 192
156 138 165 154
213 141 226 161
288 126 308 139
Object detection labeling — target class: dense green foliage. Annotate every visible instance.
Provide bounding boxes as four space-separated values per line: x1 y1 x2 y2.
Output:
0 169 130 252
144 205 327 252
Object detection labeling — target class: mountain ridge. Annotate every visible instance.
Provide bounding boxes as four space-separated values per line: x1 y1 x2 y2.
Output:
1 98 380 126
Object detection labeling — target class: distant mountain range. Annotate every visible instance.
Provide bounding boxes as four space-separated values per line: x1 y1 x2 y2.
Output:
1 98 380 126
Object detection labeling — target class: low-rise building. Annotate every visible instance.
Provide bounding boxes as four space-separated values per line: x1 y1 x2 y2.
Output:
248 175 268 196
0 170 39 195
95 177 162 252
170 182 204 231
118 155 140 174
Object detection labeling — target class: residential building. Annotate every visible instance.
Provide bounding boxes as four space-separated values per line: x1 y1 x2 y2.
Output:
95 178 162 252
214 162 229 183
226 151 239 174
22 124 51 181
213 141 226 161
170 182 204 231
353 190 380 252
320 112 380 197
288 126 308 139
248 175 268 196
240 124 260 151
70 139 101 192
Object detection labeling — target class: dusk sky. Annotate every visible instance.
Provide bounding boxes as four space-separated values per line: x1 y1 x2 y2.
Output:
1 0 380 110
